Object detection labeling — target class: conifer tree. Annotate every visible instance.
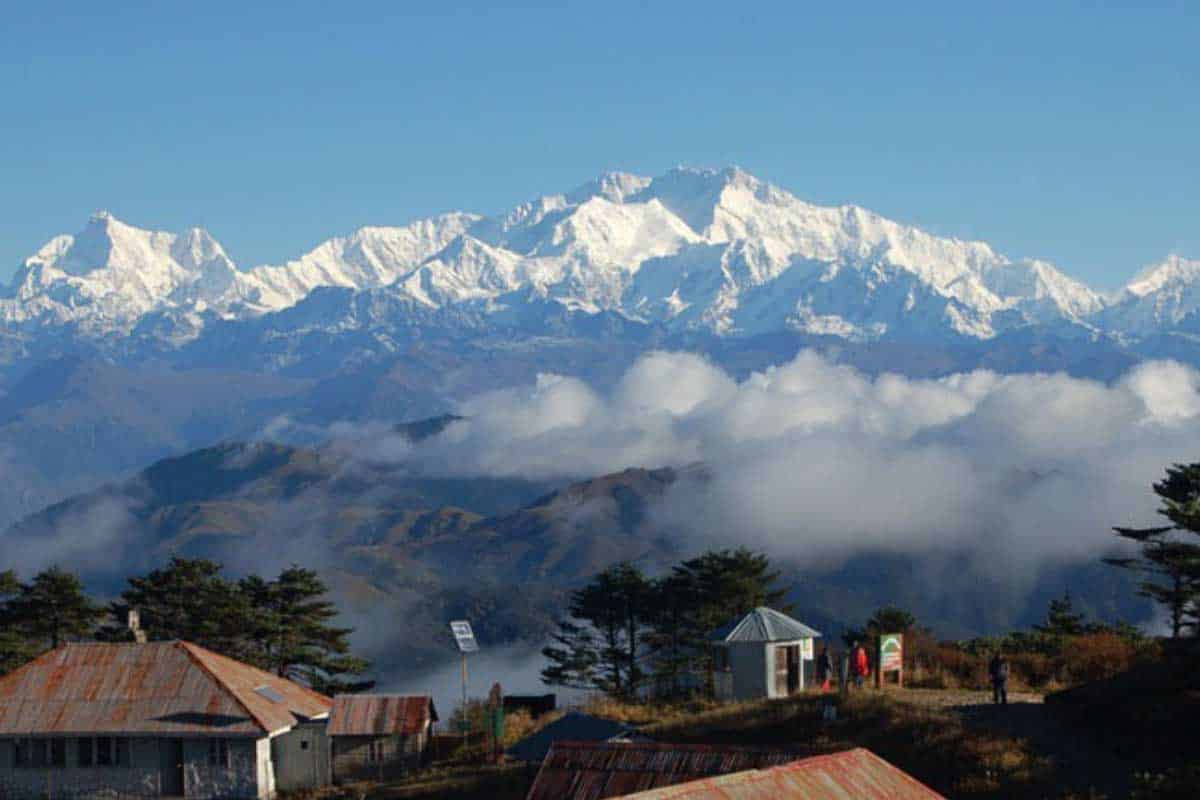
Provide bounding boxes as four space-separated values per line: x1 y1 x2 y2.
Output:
1106 463 1200 639
107 557 253 657
0 570 34 674
542 562 655 697
239 566 372 694
6 566 105 650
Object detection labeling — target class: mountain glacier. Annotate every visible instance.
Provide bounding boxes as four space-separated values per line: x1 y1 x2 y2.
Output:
2 167 1194 347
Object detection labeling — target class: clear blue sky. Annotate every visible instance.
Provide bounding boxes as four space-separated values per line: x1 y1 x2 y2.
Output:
2 1 1197 288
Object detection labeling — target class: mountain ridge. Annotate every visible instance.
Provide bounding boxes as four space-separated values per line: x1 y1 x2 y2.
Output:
5 166 1189 348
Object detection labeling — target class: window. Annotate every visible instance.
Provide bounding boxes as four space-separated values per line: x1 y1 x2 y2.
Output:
78 737 94 767
50 739 66 768
96 737 113 767
713 647 730 672
30 739 48 768
367 740 385 763
115 738 130 767
208 738 230 768
13 739 27 768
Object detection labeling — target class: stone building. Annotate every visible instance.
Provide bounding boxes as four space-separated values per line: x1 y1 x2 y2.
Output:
0 640 334 799
709 607 822 701
327 694 436 783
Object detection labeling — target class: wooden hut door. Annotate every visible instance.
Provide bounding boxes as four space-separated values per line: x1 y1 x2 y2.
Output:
160 738 184 797
786 646 801 694
774 645 788 695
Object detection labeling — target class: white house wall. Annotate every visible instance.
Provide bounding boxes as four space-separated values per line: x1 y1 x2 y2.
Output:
0 737 160 798
272 721 331 792
182 737 260 799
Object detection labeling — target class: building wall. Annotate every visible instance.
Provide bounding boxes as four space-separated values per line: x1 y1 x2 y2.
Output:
272 721 331 792
331 728 428 784
727 642 769 701
0 736 160 798
181 736 261 799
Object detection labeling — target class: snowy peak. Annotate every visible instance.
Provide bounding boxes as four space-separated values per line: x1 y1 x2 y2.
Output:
4 169 1195 346
1127 254 1200 297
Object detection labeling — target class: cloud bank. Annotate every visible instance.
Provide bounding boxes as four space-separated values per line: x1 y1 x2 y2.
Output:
387 351 1200 570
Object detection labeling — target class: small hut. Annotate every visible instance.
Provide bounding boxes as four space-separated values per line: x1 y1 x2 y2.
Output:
327 694 437 783
709 607 821 701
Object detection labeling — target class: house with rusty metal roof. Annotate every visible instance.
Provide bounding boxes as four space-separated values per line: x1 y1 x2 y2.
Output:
709 607 822 701
608 747 945 799
326 694 437 783
0 640 334 799
524 740 804 800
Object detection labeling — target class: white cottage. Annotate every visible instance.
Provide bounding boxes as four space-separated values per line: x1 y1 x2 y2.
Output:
709 607 821 701
0 641 333 799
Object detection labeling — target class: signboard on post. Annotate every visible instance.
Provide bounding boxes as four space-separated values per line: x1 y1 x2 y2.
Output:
450 621 479 739
877 633 903 688
450 620 479 653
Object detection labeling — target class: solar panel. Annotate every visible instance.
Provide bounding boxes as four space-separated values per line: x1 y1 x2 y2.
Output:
450 620 479 653
254 685 284 704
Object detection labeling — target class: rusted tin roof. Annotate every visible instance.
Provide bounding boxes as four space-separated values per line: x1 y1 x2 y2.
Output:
0 641 332 737
327 694 438 736
525 741 803 800
610 748 945 799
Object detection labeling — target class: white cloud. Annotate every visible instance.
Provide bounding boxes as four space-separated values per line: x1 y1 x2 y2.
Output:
373 350 1200 570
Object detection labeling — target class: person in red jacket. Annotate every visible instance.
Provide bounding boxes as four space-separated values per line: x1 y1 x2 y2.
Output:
853 641 870 689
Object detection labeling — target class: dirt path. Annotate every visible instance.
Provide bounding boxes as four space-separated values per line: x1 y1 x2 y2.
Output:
895 688 1137 796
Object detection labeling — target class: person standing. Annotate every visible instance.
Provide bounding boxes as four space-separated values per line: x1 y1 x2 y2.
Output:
816 645 833 692
852 641 869 689
838 648 850 696
989 651 1009 705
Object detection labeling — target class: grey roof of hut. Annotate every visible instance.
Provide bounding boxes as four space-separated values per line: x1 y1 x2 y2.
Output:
709 607 821 643
506 712 643 763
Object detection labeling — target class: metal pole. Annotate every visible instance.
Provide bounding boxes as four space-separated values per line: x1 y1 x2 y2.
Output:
462 652 469 745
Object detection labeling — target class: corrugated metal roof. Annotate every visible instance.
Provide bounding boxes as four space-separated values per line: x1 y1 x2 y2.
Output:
507 712 642 763
0 641 332 737
709 607 821 643
610 748 946 799
327 694 437 736
524 741 803 800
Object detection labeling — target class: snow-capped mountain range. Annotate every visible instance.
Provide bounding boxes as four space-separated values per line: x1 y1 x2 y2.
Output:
3 167 1196 345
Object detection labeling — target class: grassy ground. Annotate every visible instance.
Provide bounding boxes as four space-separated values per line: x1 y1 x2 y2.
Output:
293 686 1152 799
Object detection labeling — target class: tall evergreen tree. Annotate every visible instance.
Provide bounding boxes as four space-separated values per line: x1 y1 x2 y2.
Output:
239 566 372 694
0 570 35 675
648 548 792 695
6 566 105 651
106 557 254 658
542 563 655 698
1106 463 1200 639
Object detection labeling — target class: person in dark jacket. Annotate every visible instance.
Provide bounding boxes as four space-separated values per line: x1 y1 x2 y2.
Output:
989 652 1009 705
838 649 850 695
816 645 833 692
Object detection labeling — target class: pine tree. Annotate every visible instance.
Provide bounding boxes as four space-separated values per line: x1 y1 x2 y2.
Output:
6 566 105 650
105 557 255 658
239 566 372 694
1035 592 1087 637
0 570 35 674
542 563 654 698
1106 463 1200 639
650 548 792 695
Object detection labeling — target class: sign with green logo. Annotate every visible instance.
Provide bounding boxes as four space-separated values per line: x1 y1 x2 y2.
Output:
880 633 903 673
